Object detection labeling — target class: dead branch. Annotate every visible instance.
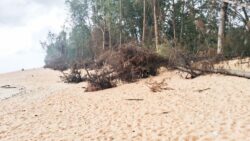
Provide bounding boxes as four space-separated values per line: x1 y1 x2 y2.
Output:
198 68 250 79
84 68 116 92
194 88 211 93
0 85 17 89
177 66 250 79
146 79 174 92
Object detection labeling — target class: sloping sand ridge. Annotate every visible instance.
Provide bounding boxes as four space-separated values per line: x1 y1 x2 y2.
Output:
0 68 249 140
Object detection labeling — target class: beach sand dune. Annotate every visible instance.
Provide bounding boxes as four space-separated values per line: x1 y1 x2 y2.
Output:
0 68 249 140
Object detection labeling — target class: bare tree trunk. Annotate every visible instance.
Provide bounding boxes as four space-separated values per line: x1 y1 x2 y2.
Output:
142 0 146 47
101 22 109 50
102 27 105 50
242 7 249 31
94 25 106 50
119 0 122 47
177 66 250 79
99 0 106 50
180 1 185 40
109 26 111 49
242 7 249 22
217 2 228 54
108 0 112 49
153 0 159 51
172 0 177 47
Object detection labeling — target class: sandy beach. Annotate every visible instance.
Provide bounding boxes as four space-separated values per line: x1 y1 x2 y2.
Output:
0 68 249 141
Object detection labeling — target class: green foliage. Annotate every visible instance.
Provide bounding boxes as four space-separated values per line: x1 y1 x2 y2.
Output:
42 0 250 70
68 24 92 59
224 29 250 57
66 0 89 25
41 31 69 70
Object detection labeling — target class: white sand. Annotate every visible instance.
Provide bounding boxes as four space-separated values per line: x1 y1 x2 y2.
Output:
0 68 250 141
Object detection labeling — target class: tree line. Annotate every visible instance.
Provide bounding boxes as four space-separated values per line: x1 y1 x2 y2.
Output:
41 0 250 68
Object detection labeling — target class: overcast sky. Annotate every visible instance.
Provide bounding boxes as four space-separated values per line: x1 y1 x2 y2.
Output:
0 0 67 73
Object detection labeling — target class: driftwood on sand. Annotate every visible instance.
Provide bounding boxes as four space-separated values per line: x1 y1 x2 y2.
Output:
176 66 250 79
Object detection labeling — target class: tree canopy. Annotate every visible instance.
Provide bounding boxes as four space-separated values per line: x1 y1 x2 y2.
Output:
42 0 250 68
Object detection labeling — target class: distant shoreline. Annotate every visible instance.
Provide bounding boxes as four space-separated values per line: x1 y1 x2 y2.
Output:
0 68 43 75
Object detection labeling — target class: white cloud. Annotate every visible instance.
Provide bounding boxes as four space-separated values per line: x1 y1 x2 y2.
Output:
0 27 31 56
0 0 67 73
0 0 65 26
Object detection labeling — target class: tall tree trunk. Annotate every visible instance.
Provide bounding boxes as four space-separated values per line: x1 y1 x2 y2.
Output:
242 7 249 22
142 0 146 47
109 26 111 49
119 0 122 47
217 2 228 54
108 0 112 49
102 27 105 50
180 1 185 41
242 7 249 31
99 0 107 50
172 0 176 47
153 0 159 51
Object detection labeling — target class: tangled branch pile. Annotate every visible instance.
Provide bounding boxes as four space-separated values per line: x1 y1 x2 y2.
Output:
61 45 168 91
60 45 250 92
84 69 116 92
97 46 167 82
60 64 85 83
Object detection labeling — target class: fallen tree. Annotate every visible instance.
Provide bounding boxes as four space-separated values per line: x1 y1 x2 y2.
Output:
60 45 250 92
84 68 116 92
60 64 86 83
175 65 250 79
194 68 250 79
168 49 250 79
61 45 168 91
95 45 167 82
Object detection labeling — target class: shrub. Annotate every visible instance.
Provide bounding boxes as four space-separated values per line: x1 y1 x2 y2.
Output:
96 45 167 82
60 64 85 83
44 56 69 71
